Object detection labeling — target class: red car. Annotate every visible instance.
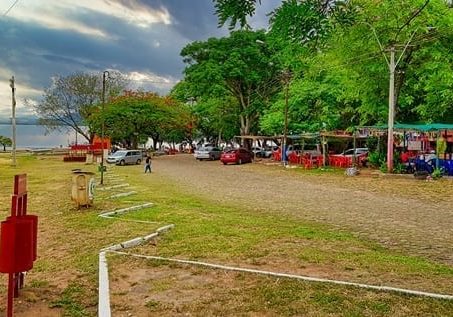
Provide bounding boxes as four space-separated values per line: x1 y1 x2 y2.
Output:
221 148 253 165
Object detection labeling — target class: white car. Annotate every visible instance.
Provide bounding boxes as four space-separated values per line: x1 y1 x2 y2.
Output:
341 148 369 157
194 146 222 160
106 150 142 165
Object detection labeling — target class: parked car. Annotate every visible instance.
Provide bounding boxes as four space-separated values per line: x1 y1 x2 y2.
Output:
220 148 253 165
106 150 142 165
341 147 369 157
251 146 274 158
194 146 222 160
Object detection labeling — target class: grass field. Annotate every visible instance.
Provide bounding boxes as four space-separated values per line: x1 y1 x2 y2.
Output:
0 153 452 316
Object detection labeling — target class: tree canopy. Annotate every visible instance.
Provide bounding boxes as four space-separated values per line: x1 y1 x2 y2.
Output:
35 72 127 142
180 30 282 141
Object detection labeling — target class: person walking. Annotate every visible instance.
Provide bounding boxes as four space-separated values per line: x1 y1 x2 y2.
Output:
144 155 152 173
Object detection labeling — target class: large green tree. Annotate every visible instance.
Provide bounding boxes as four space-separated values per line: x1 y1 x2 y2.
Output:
319 0 453 124
180 30 282 141
35 72 127 142
88 91 189 149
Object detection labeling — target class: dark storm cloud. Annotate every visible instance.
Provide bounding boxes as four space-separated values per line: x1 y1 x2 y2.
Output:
142 0 228 40
0 0 282 120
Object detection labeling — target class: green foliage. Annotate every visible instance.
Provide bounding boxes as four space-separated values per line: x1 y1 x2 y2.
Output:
394 163 407 174
0 135 12 151
213 0 260 30
88 91 190 148
431 168 443 179
201 0 453 141
50 283 89 317
379 162 388 173
268 0 354 49
368 151 385 168
181 30 282 137
35 72 127 142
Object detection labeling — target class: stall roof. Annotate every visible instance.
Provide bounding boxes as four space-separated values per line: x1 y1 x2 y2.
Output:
234 133 319 140
365 123 453 132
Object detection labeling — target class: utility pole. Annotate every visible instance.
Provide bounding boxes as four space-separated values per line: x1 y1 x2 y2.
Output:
387 46 396 172
282 70 292 165
9 76 16 167
100 71 109 185
366 22 417 173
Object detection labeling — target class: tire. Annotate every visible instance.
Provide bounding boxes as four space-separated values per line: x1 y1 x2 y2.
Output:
119 160 125 166
136 159 141 164
223 162 227 165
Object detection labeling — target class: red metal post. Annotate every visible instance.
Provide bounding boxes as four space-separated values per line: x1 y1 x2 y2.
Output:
7 273 14 317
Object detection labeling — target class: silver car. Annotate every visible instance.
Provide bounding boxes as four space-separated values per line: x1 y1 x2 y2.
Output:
194 146 222 160
106 150 142 165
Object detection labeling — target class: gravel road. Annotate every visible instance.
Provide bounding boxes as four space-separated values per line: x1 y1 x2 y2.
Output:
153 155 453 265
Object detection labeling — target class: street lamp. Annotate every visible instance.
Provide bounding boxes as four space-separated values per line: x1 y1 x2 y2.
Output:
100 70 109 185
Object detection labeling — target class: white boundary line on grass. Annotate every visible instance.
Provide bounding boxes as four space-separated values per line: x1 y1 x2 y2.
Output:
109 251 453 301
97 178 174 317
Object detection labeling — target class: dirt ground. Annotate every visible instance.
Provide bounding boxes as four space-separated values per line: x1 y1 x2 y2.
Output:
152 155 453 265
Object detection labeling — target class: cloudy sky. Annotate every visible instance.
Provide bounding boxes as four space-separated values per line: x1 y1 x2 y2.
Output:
0 0 280 123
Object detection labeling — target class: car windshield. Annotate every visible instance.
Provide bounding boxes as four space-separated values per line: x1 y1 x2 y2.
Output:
226 150 236 154
200 147 213 151
111 151 127 157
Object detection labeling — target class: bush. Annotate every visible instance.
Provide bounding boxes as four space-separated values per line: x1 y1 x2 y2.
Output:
431 168 443 179
368 151 384 168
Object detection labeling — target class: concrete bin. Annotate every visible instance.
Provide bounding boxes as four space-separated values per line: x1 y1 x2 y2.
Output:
71 171 95 208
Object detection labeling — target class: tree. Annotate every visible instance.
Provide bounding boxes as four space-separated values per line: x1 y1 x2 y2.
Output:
88 91 189 149
35 72 127 143
180 30 282 144
171 81 240 144
318 0 453 124
0 136 12 151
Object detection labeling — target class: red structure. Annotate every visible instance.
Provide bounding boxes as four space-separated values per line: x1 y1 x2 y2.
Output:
0 174 38 317
64 136 110 162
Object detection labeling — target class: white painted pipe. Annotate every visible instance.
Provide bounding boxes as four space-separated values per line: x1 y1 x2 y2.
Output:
97 184 130 191
98 252 111 317
100 203 153 218
108 191 137 199
110 252 453 301
98 223 175 316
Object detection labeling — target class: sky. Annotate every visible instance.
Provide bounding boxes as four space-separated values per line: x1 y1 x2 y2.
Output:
0 0 280 123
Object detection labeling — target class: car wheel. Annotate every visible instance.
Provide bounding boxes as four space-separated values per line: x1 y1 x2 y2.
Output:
136 159 141 164
223 162 227 165
210 155 214 160
120 160 125 166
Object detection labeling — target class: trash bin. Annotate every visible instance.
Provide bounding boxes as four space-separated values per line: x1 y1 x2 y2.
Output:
71 171 95 208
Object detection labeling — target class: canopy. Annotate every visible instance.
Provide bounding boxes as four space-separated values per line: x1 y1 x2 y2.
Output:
365 123 453 132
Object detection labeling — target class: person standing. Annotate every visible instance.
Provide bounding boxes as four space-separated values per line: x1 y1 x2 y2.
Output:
144 155 152 173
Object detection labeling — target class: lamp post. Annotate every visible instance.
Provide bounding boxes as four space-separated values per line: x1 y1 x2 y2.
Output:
100 71 109 185
9 76 16 167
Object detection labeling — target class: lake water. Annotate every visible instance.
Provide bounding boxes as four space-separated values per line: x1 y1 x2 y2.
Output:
0 124 78 148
